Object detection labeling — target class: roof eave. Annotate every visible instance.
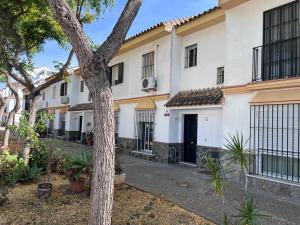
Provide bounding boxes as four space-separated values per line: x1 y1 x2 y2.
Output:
117 25 171 56
176 8 225 36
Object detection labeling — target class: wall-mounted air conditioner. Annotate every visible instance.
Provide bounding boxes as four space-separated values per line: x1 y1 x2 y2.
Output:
141 77 157 92
61 96 69 104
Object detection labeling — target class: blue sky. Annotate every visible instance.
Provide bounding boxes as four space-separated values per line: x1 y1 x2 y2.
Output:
33 0 218 69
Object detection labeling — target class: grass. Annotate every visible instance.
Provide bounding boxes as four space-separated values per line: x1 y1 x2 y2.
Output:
0 175 213 225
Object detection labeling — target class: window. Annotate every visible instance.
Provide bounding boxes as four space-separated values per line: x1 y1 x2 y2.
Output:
60 82 68 96
250 104 300 182
109 63 124 85
52 86 56 99
42 92 45 100
217 67 224 84
262 1 300 80
135 110 155 153
80 80 84 92
185 44 197 68
88 92 92 101
142 52 154 79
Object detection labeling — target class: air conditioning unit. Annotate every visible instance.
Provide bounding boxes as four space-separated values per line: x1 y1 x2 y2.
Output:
142 77 157 92
61 96 69 104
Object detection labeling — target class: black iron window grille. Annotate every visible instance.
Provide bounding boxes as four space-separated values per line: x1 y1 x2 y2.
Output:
134 110 155 153
217 67 224 84
185 44 197 68
253 1 300 81
250 104 300 182
142 52 155 79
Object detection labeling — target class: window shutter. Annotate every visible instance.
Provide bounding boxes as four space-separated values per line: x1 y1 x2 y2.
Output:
65 83 68 95
108 67 112 85
118 63 124 83
60 83 64 96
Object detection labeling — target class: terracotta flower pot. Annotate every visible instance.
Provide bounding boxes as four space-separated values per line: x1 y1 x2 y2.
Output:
37 183 53 200
70 178 86 193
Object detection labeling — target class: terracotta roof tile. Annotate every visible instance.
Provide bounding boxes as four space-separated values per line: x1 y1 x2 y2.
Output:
165 87 223 107
124 6 220 43
68 103 93 112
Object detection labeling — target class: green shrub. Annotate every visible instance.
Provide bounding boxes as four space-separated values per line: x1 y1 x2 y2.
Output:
29 142 49 173
18 165 42 183
0 151 25 186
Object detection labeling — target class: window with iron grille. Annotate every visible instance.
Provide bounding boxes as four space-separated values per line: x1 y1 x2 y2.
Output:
80 80 84 92
262 1 300 80
250 104 300 182
142 52 154 79
217 67 224 84
134 110 155 153
185 44 197 68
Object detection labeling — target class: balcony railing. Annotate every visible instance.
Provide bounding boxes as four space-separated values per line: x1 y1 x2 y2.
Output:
252 37 300 82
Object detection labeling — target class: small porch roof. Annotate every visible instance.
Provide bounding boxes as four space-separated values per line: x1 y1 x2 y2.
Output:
165 87 223 108
68 103 93 112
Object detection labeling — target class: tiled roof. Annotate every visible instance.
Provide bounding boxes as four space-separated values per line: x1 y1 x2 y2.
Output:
124 6 220 43
165 87 223 107
68 103 93 112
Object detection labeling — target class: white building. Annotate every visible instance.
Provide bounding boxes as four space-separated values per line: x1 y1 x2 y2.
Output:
39 0 300 186
1 67 53 124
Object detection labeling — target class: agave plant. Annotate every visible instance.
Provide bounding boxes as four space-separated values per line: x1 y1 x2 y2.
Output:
234 198 268 225
224 132 249 191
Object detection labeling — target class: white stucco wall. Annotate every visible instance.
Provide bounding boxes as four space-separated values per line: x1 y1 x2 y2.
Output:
118 103 136 139
110 35 172 100
178 22 225 90
224 0 294 86
222 0 294 147
169 107 223 148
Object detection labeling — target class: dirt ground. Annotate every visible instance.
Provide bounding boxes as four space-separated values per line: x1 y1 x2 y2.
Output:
0 175 213 225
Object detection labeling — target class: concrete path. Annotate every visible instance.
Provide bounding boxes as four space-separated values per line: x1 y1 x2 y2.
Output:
122 155 300 225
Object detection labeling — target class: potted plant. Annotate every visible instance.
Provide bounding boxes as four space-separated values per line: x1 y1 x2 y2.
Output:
114 147 126 184
37 141 53 200
66 151 92 193
85 123 94 146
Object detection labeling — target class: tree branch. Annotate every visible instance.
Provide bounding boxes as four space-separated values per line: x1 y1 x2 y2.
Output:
47 0 93 66
96 0 142 63
27 49 74 99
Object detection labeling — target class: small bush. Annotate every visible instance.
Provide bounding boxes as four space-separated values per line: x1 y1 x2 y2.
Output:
0 151 26 186
29 142 49 173
18 165 42 183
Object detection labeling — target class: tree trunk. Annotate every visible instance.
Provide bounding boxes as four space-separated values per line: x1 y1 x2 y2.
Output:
2 84 21 149
89 85 115 225
0 100 7 125
23 94 43 164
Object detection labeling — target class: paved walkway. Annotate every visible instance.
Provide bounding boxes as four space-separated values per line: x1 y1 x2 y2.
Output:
122 155 300 225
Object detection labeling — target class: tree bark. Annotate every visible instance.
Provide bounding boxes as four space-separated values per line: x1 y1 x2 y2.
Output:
0 94 7 124
2 82 21 149
90 83 115 225
23 94 43 164
46 1 142 224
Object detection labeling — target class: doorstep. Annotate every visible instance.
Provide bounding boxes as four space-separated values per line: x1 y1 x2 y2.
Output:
130 150 156 162
179 161 197 168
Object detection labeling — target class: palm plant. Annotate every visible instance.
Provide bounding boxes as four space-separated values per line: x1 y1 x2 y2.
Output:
224 132 249 191
204 156 228 224
234 198 268 225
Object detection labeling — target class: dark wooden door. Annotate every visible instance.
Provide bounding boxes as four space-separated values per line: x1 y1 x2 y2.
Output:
78 116 83 140
183 114 198 164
